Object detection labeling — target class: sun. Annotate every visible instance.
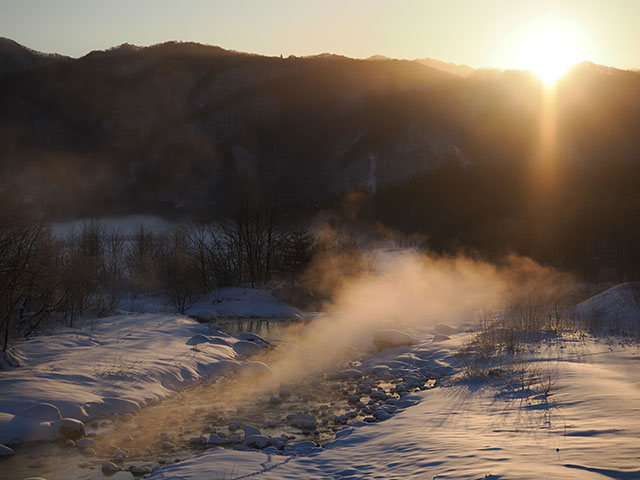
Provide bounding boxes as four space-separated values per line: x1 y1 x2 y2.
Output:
518 22 583 85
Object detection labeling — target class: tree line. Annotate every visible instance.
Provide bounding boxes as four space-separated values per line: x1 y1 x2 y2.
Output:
0 196 312 353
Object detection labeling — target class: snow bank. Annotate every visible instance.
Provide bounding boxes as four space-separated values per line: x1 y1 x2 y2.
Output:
193 288 302 319
119 287 301 319
572 282 640 335
0 287 295 445
0 314 255 445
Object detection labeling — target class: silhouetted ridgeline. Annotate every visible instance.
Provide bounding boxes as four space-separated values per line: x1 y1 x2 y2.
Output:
1 39 640 278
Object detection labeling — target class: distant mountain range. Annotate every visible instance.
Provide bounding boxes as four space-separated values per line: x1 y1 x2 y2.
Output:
368 55 474 77
1 38 639 219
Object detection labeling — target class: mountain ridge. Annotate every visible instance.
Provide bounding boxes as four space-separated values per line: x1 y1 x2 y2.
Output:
1 38 639 220
0 37 71 77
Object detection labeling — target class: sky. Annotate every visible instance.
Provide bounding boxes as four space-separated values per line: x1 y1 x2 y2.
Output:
1 0 638 70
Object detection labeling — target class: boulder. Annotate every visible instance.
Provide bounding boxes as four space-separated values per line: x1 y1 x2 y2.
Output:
20 403 62 422
242 434 271 449
286 413 317 430
238 361 272 377
232 341 262 357
189 435 207 445
373 329 413 351
207 433 228 445
130 466 152 475
207 337 234 347
331 368 363 380
186 334 232 347
373 409 392 421
101 461 121 473
76 437 96 450
55 418 85 440
279 388 292 398
370 365 394 380
432 334 450 342
284 440 320 455
370 391 387 400
237 333 269 346
242 424 261 437
433 323 458 335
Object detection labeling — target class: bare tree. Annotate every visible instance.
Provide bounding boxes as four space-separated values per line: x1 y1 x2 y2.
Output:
205 224 241 288
102 227 126 312
155 228 200 313
186 224 214 294
220 194 285 287
19 230 68 339
58 222 105 325
126 225 156 294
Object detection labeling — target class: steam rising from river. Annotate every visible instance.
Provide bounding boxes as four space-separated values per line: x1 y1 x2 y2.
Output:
261 247 574 388
86 245 574 467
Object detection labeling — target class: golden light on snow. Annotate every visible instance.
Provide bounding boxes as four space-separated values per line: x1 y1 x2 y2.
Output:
515 20 584 85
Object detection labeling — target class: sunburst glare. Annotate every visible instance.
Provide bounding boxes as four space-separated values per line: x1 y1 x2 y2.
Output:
516 21 584 85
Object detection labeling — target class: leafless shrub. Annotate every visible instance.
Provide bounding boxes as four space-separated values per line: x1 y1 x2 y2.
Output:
456 295 565 395
0 210 66 351
537 364 557 398
93 355 143 380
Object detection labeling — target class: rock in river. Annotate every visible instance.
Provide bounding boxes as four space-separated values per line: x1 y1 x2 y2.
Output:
373 329 413 351
55 418 85 440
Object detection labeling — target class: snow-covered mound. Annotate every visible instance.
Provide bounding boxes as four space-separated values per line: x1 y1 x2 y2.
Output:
572 282 640 335
372 329 413 351
0 313 268 445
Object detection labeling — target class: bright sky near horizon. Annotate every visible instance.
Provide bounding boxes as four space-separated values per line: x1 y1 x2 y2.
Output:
0 0 638 70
